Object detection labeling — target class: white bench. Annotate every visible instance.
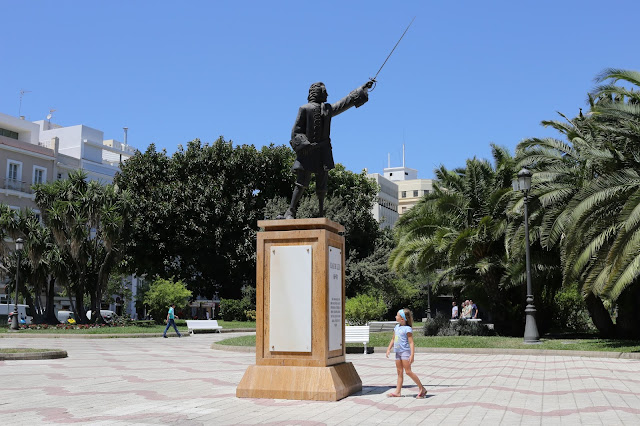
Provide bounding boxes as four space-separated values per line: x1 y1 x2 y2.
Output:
186 319 222 334
367 321 397 332
345 325 370 353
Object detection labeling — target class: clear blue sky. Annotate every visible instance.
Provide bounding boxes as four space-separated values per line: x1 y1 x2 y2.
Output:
2 1 639 178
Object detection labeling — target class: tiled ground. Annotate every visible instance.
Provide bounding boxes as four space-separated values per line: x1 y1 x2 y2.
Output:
1 333 640 425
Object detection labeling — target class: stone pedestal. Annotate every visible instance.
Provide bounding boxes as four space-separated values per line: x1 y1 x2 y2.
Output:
236 218 361 401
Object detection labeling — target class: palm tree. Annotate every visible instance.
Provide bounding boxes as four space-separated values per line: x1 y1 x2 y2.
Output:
513 69 640 337
34 170 131 323
511 109 616 336
390 145 520 333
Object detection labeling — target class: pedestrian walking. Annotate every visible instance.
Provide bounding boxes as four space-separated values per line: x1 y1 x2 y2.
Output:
385 308 427 398
163 303 182 338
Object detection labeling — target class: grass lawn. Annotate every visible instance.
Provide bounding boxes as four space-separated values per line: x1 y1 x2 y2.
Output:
1 320 256 334
216 332 640 353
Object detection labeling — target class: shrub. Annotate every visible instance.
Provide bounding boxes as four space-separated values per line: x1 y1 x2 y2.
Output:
552 283 594 332
244 309 257 321
143 277 192 324
424 314 495 336
220 298 251 321
345 294 387 325
423 313 450 336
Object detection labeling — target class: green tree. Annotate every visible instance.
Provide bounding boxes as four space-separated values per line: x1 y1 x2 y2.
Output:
115 139 294 300
512 68 640 338
34 170 131 323
390 145 521 334
345 294 387 325
0 206 67 324
143 277 192 323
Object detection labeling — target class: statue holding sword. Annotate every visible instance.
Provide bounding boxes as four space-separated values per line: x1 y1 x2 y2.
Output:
278 17 415 220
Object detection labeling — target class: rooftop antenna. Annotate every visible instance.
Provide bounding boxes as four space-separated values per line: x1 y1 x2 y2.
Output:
402 144 405 168
123 127 128 147
388 153 391 168
402 128 406 168
46 109 56 122
19 89 31 117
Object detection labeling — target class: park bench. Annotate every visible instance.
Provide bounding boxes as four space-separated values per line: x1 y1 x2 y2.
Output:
367 321 397 332
186 319 223 335
345 325 369 353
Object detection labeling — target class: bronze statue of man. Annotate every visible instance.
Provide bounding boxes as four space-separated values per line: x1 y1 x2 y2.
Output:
279 80 374 219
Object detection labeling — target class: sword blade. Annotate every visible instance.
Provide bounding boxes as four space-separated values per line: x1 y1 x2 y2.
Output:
372 16 416 81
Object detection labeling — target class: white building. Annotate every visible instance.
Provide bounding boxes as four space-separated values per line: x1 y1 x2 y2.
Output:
0 112 141 317
367 147 434 227
366 172 399 229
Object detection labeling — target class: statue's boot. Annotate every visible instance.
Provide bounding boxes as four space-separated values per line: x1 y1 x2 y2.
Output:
317 192 326 218
282 184 305 219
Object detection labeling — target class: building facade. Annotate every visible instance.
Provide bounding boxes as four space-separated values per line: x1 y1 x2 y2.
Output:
0 112 140 317
367 151 434 228
367 173 399 229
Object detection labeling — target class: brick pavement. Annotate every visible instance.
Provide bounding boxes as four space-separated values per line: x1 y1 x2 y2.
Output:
1 333 640 425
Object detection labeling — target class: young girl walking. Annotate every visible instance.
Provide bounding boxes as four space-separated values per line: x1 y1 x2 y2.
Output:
385 308 427 398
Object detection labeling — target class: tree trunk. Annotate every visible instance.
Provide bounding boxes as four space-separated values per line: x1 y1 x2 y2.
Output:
584 292 615 338
74 288 86 323
44 276 58 324
615 282 640 339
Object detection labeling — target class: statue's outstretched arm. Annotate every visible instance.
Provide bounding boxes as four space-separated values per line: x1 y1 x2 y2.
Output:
330 82 373 117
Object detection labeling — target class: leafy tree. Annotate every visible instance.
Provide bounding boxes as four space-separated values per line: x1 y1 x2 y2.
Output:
512 68 640 338
34 170 131 323
345 294 387 325
390 145 522 334
0 206 67 324
143 277 192 323
115 139 294 300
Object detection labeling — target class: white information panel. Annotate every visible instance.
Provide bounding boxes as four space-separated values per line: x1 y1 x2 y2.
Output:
269 245 312 352
328 246 343 352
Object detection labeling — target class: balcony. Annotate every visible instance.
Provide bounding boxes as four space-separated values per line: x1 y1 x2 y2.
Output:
1 178 33 194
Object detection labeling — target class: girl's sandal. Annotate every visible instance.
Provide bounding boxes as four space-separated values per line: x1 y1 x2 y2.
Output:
416 388 427 399
387 392 401 397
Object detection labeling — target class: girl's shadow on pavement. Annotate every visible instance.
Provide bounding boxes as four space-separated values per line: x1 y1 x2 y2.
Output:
356 386 434 398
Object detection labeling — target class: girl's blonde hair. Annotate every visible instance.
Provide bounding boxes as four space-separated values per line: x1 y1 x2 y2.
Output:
402 308 414 327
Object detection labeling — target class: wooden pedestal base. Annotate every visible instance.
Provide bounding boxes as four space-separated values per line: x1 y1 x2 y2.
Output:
236 362 362 401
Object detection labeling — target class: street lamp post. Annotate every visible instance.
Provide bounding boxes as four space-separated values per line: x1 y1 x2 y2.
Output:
10 238 24 331
426 281 432 319
513 169 540 344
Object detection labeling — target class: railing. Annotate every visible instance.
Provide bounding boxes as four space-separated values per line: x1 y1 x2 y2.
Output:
1 178 33 194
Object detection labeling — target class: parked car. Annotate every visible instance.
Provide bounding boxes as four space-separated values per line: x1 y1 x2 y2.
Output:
1 304 33 324
56 310 75 324
86 310 117 321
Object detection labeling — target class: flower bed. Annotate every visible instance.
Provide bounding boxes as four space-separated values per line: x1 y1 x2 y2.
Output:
22 323 116 330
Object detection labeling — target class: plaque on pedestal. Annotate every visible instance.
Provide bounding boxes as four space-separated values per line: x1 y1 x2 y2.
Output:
236 218 362 401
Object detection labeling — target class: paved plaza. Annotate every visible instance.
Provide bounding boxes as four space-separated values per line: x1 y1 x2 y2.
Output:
2 333 640 425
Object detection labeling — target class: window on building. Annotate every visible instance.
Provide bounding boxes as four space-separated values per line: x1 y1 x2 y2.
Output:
401 191 406 198
33 167 46 185
0 127 19 140
413 190 419 197
402 207 407 213
424 190 430 195
7 161 22 190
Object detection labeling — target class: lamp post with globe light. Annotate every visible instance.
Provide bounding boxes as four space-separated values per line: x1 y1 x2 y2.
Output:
10 238 24 331
513 169 540 344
